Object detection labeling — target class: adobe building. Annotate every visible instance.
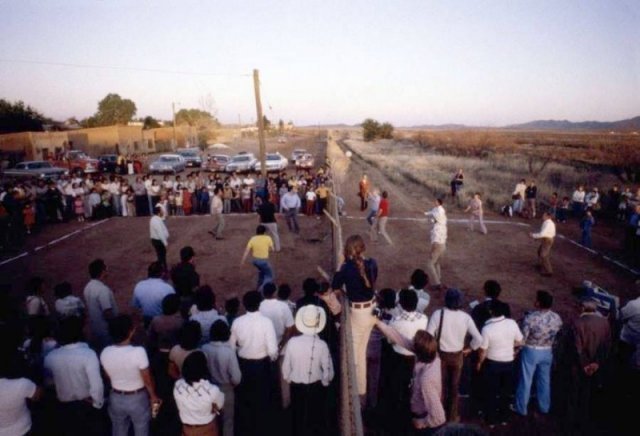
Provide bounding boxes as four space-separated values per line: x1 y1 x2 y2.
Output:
0 124 199 162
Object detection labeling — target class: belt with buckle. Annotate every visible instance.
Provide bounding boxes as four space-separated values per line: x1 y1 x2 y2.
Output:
350 300 373 309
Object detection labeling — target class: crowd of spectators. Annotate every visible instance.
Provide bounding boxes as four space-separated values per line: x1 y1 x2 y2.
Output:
509 179 640 265
0 168 332 253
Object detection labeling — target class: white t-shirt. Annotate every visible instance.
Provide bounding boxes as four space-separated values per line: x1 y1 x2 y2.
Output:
173 379 224 425
480 317 524 362
0 378 37 436
100 345 149 391
259 299 294 342
305 191 317 202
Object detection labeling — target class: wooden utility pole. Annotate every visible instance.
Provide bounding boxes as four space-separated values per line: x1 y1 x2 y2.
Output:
253 69 267 178
172 102 177 150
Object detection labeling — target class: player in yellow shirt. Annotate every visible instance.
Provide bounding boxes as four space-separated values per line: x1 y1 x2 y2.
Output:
240 225 275 290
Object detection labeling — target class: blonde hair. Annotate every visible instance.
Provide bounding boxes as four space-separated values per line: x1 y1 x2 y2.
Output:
343 235 371 289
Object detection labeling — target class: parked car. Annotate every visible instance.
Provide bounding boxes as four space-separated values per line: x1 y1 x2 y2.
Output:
52 150 99 174
295 153 315 171
205 154 230 172
149 154 187 174
253 152 289 172
225 153 257 173
290 148 307 163
3 161 68 180
98 154 120 173
176 148 203 168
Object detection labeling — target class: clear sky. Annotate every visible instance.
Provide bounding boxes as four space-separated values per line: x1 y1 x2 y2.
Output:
1 0 639 126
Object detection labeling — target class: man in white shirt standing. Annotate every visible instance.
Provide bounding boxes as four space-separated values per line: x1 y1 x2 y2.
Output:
384 289 428 433
477 301 523 427
259 283 295 345
229 291 278 436
209 187 224 240
282 305 334 436
512 179 527 215
150 204 169 270
424 198 448 288
530 211 556 277
427 288 482 423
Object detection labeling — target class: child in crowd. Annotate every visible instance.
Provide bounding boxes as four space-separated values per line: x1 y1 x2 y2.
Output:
224 297 240 325
54 282 85 319
557 196 570 223
548 192 559 218
277 283 297 314
618 196 629 221
168 190 177 216
175 187 184 216
581 209 596 248
25 277 49 317
23 201 36 234
182 187 192 216
74 195 85 222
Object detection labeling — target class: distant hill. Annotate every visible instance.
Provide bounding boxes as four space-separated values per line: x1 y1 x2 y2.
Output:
505 116 640 131
404 123 472 130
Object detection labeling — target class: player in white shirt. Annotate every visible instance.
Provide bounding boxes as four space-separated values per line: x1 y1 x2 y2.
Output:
530 211 556 276
424 198 448 287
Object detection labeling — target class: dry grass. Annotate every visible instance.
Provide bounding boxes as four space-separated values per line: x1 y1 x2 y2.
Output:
343 133 625 211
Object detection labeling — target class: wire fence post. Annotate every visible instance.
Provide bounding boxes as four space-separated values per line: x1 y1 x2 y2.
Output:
326 132 363 436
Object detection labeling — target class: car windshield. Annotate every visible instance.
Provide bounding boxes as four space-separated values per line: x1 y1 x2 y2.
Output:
160 157 177 162
180 151 198 157
232 156 249 162
266 155 280 161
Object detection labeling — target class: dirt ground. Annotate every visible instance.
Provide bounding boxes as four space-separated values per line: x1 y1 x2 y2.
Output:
0 133 332 310
2 130 638 435
336 136 638 323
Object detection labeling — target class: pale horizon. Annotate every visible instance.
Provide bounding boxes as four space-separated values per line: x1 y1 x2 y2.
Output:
1 0 639 127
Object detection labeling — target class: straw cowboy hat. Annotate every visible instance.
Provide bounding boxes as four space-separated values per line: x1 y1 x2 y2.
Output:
295 305 327 335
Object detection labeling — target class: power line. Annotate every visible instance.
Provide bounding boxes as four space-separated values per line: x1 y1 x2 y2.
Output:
0 58 251 77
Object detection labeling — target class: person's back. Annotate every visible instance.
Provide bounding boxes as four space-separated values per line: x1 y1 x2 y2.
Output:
132 276 175 320
83 266 117 350
230 311 278 360
247 234 272 259
573 310 611 367
44 317 104 412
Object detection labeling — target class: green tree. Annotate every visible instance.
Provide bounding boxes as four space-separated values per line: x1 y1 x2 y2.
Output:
89 93 137 126
379 122 395 139
175 108 218 128
0 99 46 133
142 116 161 129
362 118 380 141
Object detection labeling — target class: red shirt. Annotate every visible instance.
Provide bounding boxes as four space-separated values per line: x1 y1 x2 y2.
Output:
379 198 389 217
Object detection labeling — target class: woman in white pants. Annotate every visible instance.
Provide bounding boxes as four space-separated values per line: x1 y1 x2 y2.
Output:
331 235 378 398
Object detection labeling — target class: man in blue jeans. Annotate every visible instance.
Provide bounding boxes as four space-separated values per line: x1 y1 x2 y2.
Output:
240 225 275 291
514 290 563 416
